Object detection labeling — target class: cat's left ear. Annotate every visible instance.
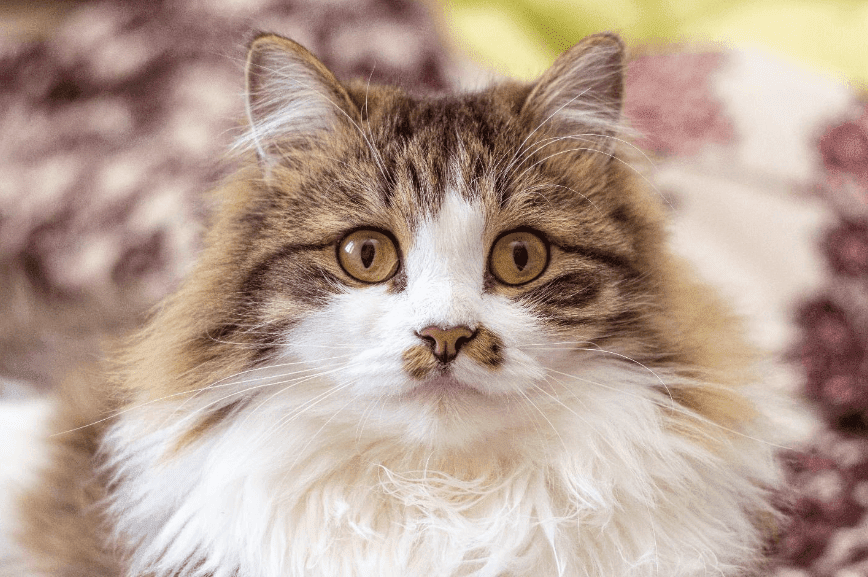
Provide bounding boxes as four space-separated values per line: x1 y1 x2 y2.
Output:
243 34 360 164
521 33 625 148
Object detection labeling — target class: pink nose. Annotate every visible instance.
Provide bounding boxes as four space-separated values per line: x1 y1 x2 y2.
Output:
418 325 475 363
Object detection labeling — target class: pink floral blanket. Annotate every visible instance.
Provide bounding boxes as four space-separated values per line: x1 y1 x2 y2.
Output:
627 48 868 576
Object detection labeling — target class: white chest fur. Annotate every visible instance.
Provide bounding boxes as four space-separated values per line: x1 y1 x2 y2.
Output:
104 360 780 577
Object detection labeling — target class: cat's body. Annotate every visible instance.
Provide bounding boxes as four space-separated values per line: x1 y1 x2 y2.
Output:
4 33 802 576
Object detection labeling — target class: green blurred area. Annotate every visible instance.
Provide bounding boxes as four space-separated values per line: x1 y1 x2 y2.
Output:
442 0 868 86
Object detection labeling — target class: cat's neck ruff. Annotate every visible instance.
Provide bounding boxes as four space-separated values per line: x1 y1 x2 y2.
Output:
105 357 777 577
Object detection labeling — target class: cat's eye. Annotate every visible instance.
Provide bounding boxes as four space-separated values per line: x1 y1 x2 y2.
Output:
337 229 400 283
489 230 548 286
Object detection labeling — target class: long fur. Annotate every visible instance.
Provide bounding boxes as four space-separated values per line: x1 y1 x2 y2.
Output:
102 361 782 577
7 32 808 577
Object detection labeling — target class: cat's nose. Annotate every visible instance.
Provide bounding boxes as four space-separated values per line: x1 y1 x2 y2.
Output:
417 325 476 363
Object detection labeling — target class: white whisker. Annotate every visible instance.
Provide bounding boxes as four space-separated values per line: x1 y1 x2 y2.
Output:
51 357 346 436
500 86 594 178
252 378 358 451
165 360 355 431
543 366 794 450
514 386 567 455
283 388 362 474
238 364 352 430
516 341 675 406
513 146 674 211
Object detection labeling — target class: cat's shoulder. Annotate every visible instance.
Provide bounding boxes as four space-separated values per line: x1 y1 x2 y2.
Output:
0 393 53 576
1 373 120 577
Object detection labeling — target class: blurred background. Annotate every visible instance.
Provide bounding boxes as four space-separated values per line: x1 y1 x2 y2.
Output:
1 1 867 576
3 0 867 85
443 0 868 85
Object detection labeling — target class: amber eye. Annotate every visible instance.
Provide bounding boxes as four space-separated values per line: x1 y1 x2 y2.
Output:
489 230 548 285
337 230 400 283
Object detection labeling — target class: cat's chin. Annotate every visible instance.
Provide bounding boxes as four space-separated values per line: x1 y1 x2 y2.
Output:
383 374 525 450
406 374 486 399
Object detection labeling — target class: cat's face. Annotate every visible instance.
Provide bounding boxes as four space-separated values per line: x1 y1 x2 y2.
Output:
195 33 673 450
154 33 673 452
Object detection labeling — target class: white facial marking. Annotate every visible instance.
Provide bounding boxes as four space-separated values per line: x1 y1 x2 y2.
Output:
403 189 487 330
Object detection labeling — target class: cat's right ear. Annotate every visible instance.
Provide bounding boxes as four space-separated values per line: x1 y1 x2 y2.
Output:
243 34 359 165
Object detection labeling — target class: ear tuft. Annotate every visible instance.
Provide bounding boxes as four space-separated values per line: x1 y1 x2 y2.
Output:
522 33 625 144
241 34 359 163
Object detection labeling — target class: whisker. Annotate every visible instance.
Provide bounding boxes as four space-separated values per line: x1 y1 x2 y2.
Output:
579 133 656 167
500 86 594 178
512 145 673 212
174 354 357 405
543 366 794 450
529 376 609 449
522 181 605 217
252 378 358 451
284 388 361 472
510 132 653 176
513 143 673 211
238 364 352 430
165 361 354 431
514 386 567 455
355 394 386 443
516 341 675 406
508 133 590 173
364 64 376 130
52 356 355 437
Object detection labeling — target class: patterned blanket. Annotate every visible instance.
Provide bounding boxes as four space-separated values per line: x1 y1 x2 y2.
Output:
1 1 865 575
626 48 868 576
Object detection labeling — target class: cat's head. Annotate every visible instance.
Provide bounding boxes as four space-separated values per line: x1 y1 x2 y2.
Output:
129 33 715 453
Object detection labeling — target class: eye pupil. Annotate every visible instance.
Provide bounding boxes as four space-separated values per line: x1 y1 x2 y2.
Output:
512 243 528 271
360 241 376 268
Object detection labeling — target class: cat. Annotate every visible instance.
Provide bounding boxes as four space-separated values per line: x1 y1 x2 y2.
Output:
4 32 804 577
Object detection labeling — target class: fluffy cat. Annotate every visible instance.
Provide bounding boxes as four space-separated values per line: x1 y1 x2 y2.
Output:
5 32 802 576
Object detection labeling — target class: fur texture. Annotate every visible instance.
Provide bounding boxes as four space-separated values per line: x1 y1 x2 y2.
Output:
9 33 804 576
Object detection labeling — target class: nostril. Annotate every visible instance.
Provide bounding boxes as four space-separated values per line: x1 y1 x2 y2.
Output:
418 327 447 359
454 335 471 354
